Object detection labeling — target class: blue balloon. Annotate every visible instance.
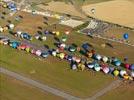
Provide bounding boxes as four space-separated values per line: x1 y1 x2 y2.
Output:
114 60 121 66
123 33 129 40
130 64 134 70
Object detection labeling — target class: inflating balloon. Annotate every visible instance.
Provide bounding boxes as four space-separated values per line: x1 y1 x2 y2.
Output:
123 33 129 40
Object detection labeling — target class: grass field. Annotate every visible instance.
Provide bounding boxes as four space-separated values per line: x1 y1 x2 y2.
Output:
0 74 63 100
99 82 134 100
1 28 134 97
1 2 134 99
0 45 116 98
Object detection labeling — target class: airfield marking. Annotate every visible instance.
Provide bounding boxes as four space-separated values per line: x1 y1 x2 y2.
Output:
0 67 81 100
86 80 122 100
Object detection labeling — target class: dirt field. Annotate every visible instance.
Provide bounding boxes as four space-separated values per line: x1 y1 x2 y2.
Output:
13 11 58 34
82 0 134 28
0 7 11 26
37 1 86 18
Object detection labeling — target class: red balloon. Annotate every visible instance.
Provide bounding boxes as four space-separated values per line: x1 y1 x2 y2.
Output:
124 63 130 69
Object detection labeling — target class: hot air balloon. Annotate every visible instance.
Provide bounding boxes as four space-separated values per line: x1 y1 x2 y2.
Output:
75 57 81 63
120 70 127 77
78 63 85 71
113 69 119 76
124 63 130 69
59 53 65 59
114 60 121 67
130 64 134 70
61 36 67 42
102 67 110 74
87 62 94 69
94 54 101 61
52 50 57 56
131 71 134 78
41 51 49 58
102 56 108 63
94 63 101 72
123 33 129 40
71 63 77 70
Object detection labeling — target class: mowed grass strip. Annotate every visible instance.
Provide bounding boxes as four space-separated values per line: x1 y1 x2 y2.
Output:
0 74 64 100
0 45 115 98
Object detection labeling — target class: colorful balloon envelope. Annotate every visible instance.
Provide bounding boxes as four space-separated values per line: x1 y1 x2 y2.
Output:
130 64 134 70
131 71 134 78
114 60 121 66
113 69 119 76
102 56 108 63
120 70 127 77
102 67 110 74
94 63 101 71
71 64 77 70
123 33 129 40
124 63 130 69
87 63 94 69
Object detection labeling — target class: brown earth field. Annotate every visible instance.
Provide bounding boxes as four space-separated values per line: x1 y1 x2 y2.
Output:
82 0 134 28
